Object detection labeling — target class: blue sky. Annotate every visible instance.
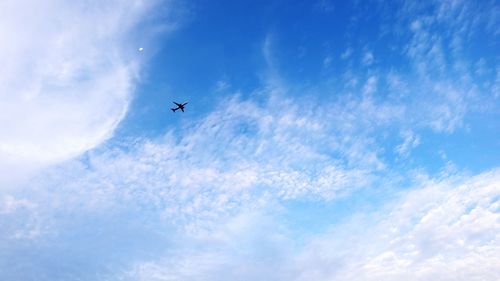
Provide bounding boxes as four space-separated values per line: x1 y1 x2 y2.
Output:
0 0 499 280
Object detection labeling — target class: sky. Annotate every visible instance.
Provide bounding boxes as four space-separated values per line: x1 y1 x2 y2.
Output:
0 0 499 280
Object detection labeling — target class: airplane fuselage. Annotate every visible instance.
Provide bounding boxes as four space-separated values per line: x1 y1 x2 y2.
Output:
171 101 188 112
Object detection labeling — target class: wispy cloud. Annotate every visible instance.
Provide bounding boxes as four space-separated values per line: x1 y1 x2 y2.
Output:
393 0 499 132
121 169 500 281
362 50 374 66
395 129 420 157
0 0 174 173
314 0 335 13
340 47 353 60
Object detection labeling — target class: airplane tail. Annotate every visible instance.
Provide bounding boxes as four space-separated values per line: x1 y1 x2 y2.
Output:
171 108 177 112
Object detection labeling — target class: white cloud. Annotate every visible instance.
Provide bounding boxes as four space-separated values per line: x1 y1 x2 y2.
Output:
0 195 44 240
214 80 231 92
362 51 374 66
0 0 168 170
395 129 420 157
362 75 378 95
122 208 294 281
323 55 333 68
340 47 352 60
393 0 499 132
294 169 500 281
314 0 335 13
120 169 500 281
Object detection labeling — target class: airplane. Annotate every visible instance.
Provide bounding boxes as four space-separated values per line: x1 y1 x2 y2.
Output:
171 101 188 112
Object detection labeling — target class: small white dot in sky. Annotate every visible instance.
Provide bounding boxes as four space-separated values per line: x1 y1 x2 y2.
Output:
138 47 144 52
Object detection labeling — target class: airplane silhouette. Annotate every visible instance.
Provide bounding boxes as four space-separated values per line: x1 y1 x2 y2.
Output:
171 101 188 112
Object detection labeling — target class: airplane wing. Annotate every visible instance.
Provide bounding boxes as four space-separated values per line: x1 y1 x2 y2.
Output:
181 107 184 112
183 102 189 106
173 102 181 106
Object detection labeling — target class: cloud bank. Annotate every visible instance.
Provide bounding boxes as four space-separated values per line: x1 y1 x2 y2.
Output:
0 0 166 178
123 169 500 281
